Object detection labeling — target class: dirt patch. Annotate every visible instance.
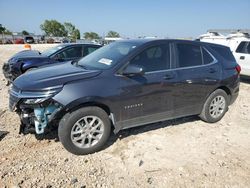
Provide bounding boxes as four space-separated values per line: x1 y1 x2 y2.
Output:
0 44 250 187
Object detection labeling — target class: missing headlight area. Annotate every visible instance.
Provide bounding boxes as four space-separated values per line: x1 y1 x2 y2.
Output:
34 105 59 134
19 102 62 135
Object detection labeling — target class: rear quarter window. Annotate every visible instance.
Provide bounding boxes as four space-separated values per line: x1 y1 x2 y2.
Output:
210 45 235 62
202 48 214 64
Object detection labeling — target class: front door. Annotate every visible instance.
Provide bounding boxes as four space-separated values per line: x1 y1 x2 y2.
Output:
117 43 176 129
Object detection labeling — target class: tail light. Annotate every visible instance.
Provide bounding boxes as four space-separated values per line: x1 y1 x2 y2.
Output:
235 65 241 74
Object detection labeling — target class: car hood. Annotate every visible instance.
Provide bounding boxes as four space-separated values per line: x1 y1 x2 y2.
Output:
9 50 47 61
13 62 102 91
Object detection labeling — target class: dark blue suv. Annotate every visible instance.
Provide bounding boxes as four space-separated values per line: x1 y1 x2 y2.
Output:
2 43 101 83
9 39 240 155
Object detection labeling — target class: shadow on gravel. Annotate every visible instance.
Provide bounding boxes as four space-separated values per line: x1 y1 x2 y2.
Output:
104 115 200 150
0 131 9 141
240 76 250 84
34 127 59 142
30 116 199 150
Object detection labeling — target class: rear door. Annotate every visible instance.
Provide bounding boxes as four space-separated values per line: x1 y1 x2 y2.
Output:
233 41 250 75
172 42 221 117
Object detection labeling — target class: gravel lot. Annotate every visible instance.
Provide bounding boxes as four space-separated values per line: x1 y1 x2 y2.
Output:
0 44 250 188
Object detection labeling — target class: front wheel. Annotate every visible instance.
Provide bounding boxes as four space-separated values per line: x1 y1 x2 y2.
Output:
58 107 111 155
199 89 229 123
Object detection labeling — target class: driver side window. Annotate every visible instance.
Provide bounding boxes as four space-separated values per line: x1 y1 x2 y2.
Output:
236 41 250 54
130 44 170 72
55 46 83 60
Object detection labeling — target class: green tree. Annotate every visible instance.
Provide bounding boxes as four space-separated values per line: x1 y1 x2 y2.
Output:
83 32 100 40
4 29 12 35
0 24 12 35
40 20 67 37
64 22 80 41
0 24 5 33
22 30 29 35
64 22 75 35
72 29 80 41
106 30 120 38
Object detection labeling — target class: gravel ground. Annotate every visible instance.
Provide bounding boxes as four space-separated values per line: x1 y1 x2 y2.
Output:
0 44 250 188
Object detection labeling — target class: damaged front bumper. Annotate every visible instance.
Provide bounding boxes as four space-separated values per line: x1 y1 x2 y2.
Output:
9 85 63 134
2 62 20 83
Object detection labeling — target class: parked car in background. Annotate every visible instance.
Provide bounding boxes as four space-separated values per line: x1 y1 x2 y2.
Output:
46 38 55 44
24 36 35 44
2 43 101 83
199 30 250 76
9 39 240 155
14 38 24 44
62 38 70 43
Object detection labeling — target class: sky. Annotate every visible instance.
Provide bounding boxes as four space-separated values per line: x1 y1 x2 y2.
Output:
0 0 250 38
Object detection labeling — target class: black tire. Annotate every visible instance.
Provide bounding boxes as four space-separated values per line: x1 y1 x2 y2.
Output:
58 107 111 155
199 89 229 123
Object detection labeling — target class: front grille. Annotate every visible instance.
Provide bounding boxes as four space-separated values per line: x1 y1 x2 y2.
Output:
2 63 10 72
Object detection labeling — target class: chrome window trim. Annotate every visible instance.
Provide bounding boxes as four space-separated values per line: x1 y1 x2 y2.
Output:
115 44 218 76
145 47 218 74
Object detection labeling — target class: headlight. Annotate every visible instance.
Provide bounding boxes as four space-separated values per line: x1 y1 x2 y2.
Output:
23 98 48 104
20 86 62 98
19 86 63 104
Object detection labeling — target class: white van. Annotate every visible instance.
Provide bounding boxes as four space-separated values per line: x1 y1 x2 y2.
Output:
199 30 250 76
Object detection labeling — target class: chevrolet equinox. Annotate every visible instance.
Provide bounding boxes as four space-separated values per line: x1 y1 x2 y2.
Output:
9 39 240 155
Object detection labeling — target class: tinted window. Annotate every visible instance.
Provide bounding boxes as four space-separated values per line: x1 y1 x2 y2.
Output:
84 46 99 56
130 44 170 72
176 43 202 68
247 43 250 54
57 46 82 59
210 46 235 61
202 48 214 64
236 42 248 54
42 45 66 56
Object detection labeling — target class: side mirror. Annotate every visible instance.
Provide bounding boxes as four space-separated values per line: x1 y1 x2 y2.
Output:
122 64 145 76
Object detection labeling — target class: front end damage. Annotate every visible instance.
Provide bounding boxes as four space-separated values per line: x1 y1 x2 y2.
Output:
19 102 62 134
9 85 63 134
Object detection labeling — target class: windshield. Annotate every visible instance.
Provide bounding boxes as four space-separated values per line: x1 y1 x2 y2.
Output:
42 45 66 56
77 41 139 70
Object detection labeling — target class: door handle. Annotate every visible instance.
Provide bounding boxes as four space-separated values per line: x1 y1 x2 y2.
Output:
209 68 216 73
240 56 245 60
164 74 174 80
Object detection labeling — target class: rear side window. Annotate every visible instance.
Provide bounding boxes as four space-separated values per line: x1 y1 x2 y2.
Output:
176 43 202 68
210 46 235 61
202 48 214 64
236 41 250 54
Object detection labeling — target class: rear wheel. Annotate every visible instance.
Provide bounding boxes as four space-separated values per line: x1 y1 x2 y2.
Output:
58 107 111 155
199 89 229 123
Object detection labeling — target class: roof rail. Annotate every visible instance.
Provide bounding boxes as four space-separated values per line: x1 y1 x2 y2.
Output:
207 29 250 34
